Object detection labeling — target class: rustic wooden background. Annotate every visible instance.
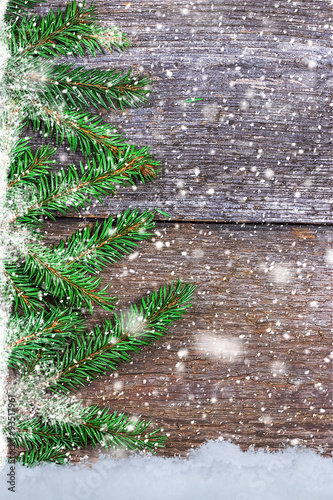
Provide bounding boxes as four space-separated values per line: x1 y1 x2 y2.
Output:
37 0 332 460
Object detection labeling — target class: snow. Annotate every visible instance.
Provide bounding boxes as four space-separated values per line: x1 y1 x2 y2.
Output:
324 248 333 266
0 0 11 471
1 440 332 500
195 333 244 362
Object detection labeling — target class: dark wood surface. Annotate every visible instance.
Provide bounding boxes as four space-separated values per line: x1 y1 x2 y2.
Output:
31 0 332 460
40 0 332 223
44 219 333 459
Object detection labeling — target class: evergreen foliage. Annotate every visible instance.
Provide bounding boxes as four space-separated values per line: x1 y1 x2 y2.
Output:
1 0 195 465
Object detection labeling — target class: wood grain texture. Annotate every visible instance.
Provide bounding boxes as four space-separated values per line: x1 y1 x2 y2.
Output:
24 0 333 462
35 0 333 223
43 219 333 459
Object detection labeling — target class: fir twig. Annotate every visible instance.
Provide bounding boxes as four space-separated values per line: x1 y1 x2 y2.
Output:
5 0 46 19
48 281 195 393
46 65 151 111
6 309 86 369
23 246 117 313
8 141 56 188
25 101 158 177
17 444 69 466
52 208 156 273
11 408 165 463
10 157 157 227
12 63 152 111
3 265 44 313
9 1 129 58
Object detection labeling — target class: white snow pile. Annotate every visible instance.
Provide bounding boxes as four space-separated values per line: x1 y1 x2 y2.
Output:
1 440 332 500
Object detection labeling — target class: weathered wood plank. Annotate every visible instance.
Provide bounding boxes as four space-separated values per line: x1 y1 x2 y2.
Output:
34 0 332 223
43 219 333 459
22 0 332 465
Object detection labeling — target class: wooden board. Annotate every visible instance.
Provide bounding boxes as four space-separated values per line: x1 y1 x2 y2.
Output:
23 0 333 462
36 0 333 223
43 219 333 459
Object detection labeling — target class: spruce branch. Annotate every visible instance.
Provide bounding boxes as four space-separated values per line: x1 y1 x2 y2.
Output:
23 63 151 111
17 444 69 466
8 141 56 188
12 416 80 451
9 0 130 59
11 408 166 459
5 0 47 19
76 406 166 451
10 156 157 227
25 101 158 180
52 208 156 273
22 246 117 313
5 208 157 318
26 101 126 155
6 309 86 370
3 265 44 313
48 281 196 393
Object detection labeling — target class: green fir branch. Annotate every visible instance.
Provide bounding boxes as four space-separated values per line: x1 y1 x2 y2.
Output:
12 408 166 456
10 156 157 227
9 1 129 58
17 444 69 466
49 281 196 393
52 209 155 273
25 102 126 155
12 416 80 451
5 55 149 113
24 102 158 180
27 63 151 111
6 309 86 369
2 0 196 466
22 245 117 313
3 265 44 313
5 0 46 19
8 141 56 187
